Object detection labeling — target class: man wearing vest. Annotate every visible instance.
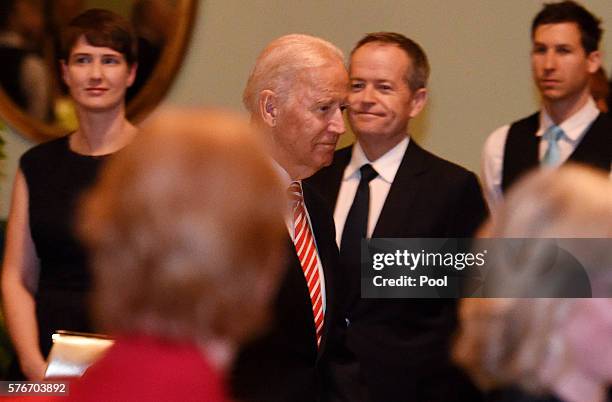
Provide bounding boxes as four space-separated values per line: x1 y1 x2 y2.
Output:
482 0 612 212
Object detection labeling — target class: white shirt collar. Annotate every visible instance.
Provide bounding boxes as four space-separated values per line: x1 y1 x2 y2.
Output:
272 158 301 234
343 137 410 184
271 158 294 189
538 97 599 142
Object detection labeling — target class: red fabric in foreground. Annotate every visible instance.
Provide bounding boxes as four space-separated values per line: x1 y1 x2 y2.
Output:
5 335 230 401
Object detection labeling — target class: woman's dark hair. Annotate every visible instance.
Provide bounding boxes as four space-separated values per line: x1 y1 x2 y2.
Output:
60 8 137 66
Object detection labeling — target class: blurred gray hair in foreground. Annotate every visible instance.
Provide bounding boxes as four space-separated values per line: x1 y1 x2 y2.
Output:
477 164 612 297
78 108 287 346
456 165 612 393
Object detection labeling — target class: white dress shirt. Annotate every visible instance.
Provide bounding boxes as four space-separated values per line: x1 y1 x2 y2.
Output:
272 160 326 311
481 97 601 212
334 137 409 247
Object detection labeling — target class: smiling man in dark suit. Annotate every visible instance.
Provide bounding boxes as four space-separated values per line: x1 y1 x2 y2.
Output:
230 34 349 402
308 32 487 402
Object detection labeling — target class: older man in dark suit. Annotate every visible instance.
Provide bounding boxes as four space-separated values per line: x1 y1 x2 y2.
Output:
308 32 487 402
230 34 349 402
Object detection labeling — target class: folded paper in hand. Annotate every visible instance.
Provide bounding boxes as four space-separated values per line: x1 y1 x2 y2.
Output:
44 330 114 379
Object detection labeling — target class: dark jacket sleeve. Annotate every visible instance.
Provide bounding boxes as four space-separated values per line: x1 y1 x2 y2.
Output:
448 171 489 237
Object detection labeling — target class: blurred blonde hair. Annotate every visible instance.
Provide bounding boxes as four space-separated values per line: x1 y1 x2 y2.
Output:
454 298 574 393
482 164 612 238
78 109 286 346
455 165 612 393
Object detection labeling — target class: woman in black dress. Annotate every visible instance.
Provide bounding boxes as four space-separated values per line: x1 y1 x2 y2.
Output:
1 9 138 380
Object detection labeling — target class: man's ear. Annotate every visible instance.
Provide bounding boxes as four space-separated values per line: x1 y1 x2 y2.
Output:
258 90 278 127
586 50 602 74
408 88 428 118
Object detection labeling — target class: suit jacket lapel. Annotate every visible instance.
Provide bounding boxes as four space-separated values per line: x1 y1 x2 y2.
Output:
303 183 340 358
313 146 352 210
282 236 319 343
372 141 428 238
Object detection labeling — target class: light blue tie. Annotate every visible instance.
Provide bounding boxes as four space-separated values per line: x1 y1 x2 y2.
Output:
541 125 565 167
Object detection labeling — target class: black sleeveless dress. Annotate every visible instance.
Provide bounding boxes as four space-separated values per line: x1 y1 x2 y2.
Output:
19 135 109 357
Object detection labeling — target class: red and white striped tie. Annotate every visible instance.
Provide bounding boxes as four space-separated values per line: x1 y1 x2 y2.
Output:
288 182 324 347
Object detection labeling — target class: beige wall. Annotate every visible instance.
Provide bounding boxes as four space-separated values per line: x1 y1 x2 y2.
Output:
2 0 612 218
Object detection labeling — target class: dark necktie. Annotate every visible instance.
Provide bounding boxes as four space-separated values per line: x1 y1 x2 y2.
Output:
340 164 379 260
